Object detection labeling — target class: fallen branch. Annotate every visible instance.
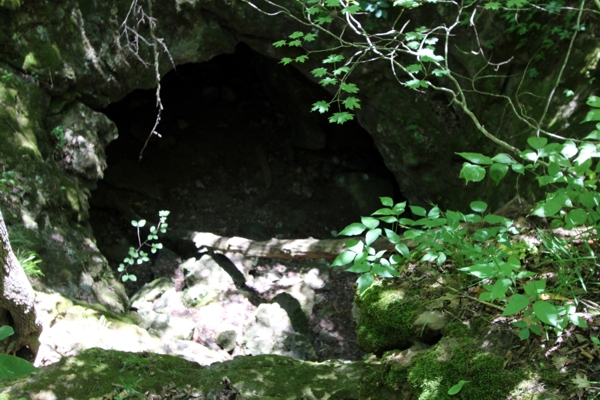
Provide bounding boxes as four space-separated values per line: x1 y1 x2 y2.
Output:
188 232 412 260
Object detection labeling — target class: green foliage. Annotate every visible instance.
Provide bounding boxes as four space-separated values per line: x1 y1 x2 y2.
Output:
0 170 16 194
335 98 600 340
0 326 37 380
118 210 169 282
50 125 66 149
14 248 44 277
7 224 44 277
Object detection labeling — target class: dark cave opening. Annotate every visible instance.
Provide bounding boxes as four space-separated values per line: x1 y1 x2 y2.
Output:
89 42 400 290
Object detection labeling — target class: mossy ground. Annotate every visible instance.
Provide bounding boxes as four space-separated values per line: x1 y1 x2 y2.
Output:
359 325 526 400
355 282 422 354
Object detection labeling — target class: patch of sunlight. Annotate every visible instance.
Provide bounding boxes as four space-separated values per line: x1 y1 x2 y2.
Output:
547 94 581 129
582 47 600 74
418 376 442 400
22 52 38 70
509 375 548 399
65 358 86 367
379 289 406 306
20 211 38 230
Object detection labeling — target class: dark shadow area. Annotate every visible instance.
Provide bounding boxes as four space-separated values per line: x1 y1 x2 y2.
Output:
90 42 399 288
89 42 400 362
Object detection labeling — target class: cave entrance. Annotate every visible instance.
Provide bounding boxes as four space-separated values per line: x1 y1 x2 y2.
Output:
89 43 398 288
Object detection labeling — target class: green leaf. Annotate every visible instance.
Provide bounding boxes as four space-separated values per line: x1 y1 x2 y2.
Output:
0 326 14 341
527 137 548 150
490 163 509 185
458 263 495 279
129 275 138 282
456 152 493 165
343 96 361 110
406 79 429 89
406 64 423 73
340 83 359 93
311 101 330 114
586 96 600 108
319 77 338 86
372 263 399 278
410 206 427 216
448 380 469 395
566 209 587 226
361 216 380 229
280 57 293 65
432 68 450 77
531 199 563 217
459 163 486 183
483 214 512 225
316 16 333 24
295 55 309 63
511 163 525 174
288 40 302 47
484 2 501 9
507 0 527 7
332 250 357 266
395 243 410 258
346 262 371 273
561 141 578 159
339 222 367 236
333 66 350 76
513 320 528 329
273 40 287 47
492 153 515 164
416 48 444 62
582 109 600 123
289 31 304 39
524 279 546 297
311 67 328 77
380 197 394 207
345 240 364 253
384 228 401 244
533 300 560 328
372 208 394 216
519 328 530 340
342 4 361 14
502 294 531 316
357 273 375 294
393 202 407 215
304 33 317 42
323 54 344 64
329 112 354 124
365 228 382 246
0 354 36 379
470 201 488 213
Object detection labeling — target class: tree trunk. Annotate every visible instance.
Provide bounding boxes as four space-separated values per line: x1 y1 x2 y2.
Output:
0 209 41 356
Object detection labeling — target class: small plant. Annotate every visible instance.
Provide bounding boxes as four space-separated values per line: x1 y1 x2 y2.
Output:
0 326 37 380
118 210 169 282
448 380 469 395
0 170 16 193
0 70 13 83
50 125 66 149
15 248 44 277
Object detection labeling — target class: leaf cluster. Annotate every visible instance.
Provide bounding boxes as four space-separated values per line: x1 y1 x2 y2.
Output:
118 210 170 282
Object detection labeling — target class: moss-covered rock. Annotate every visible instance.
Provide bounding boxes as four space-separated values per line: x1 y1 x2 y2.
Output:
355 282 423 354
0 348 379 399
360 336 526 400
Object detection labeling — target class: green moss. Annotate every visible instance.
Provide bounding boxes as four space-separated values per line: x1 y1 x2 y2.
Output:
442 321 470 338
0 0 20 10
355 283 422 353
377 337 526 400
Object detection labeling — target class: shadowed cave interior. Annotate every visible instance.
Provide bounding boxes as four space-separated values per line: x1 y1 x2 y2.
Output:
88 43 402 361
